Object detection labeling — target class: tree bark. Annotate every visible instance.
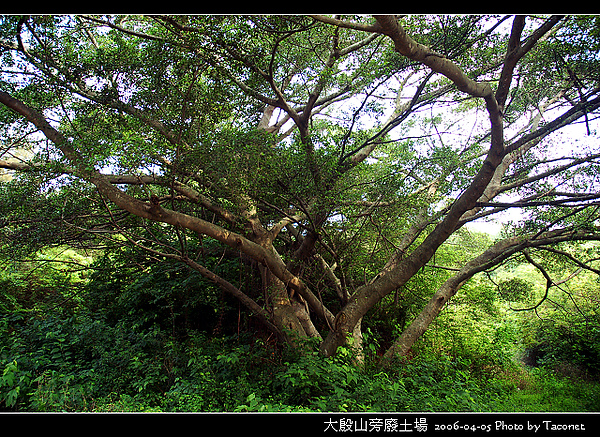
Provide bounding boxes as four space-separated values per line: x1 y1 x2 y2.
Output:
380 235 526 363
264 268 308 343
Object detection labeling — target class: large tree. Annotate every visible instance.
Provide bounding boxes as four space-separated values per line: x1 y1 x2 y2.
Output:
1 15 599 361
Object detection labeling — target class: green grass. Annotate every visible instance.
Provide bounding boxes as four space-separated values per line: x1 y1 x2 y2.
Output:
487 366 600 412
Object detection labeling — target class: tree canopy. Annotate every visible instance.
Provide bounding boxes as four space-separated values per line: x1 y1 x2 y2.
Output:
1 14 599 361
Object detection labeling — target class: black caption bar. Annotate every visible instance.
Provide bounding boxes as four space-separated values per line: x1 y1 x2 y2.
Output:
315 413 596 434
2 411 598 435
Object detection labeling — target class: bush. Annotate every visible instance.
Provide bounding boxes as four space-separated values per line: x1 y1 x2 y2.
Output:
0 359 32 410
0 305 179 411
2 245 600 413
535 320 600 374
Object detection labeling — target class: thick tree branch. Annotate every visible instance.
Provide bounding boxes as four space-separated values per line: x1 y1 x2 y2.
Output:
310 15 382 33
0 89 335 328
373 15 494 98
496 15 564 110
111 222 284 339
321 14 513 357
381 226 600 363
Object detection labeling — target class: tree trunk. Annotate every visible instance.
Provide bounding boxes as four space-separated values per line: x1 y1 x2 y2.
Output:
381 277 467 363
351 317 364 364
261 266 310 347
380 234 531 364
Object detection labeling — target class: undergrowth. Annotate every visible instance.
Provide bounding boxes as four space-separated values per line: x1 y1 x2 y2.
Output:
2 249 599 413
3 318 599 412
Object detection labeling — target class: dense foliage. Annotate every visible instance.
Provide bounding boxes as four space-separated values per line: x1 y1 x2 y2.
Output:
1 238 599 412
1 14 600 412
